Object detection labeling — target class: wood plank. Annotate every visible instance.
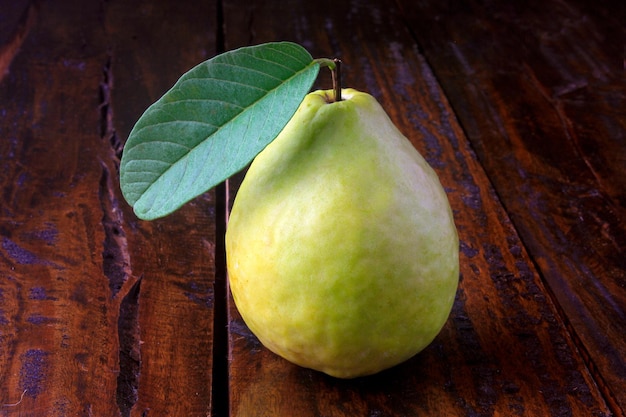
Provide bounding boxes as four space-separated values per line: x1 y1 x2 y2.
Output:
102 1 218 416
222 0 612 415
395 0 626 413
0 0 217 416
0 1 128 415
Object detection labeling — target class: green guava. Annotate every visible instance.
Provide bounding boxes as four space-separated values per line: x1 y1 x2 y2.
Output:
225 88 459 378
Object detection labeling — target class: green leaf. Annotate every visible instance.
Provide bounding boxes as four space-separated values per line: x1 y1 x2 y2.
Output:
119 42 320 220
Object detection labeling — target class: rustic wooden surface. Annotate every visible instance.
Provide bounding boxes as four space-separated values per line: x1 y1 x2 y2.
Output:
0 0 623 416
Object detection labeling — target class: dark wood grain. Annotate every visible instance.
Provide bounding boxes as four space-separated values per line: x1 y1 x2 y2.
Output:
0 1 129 414
1 0 623 416
102 1 218 416
0 0 217 416
394 0 626 413
222 0 616 416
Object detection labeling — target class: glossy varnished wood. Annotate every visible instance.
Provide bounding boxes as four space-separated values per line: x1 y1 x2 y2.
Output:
103 2 219 415
1 1 217 416
0 0 623 416
394 0 625 412
223 0 620 416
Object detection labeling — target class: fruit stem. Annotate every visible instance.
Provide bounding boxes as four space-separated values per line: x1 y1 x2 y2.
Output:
314 58 343 102
332 59 342 102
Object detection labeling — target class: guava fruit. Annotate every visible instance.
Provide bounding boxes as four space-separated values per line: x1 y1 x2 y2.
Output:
225 88 459 378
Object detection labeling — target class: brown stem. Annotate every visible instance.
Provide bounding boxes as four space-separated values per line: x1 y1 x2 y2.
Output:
332 59 342 102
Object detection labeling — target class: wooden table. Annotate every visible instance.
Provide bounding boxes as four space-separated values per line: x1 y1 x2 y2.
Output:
1 0 624 416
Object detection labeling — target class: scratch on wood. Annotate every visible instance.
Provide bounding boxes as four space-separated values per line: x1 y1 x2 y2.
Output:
98 160 132 299
96 54 142 416
2 389 27 407
522 63 616 214
117 277 141 417
98 159 143 415
99 53 122 161
0 1 37 82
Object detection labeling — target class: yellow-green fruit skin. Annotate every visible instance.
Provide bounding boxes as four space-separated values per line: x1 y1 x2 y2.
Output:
226 89 459 378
